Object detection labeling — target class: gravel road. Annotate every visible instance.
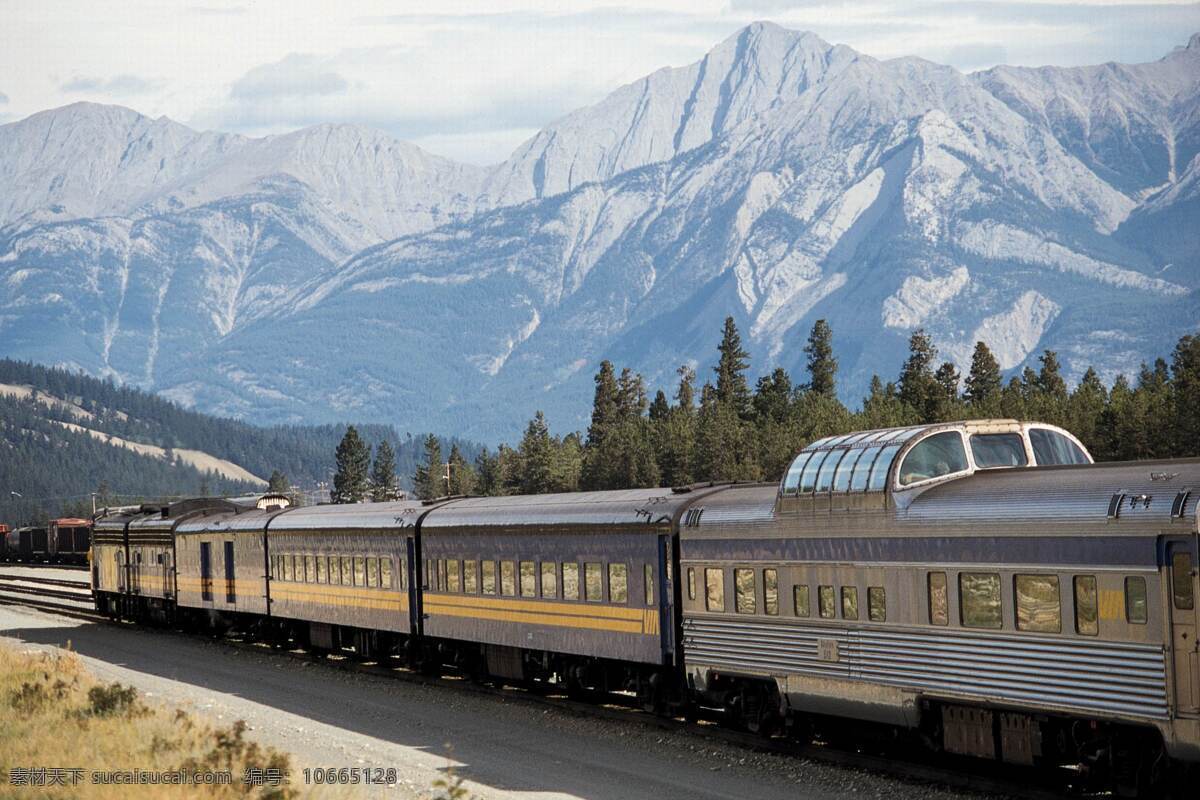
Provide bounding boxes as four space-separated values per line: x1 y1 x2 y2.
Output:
0 603 1001 800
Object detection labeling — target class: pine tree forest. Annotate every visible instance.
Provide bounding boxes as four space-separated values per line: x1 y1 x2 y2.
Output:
455 320 1200 497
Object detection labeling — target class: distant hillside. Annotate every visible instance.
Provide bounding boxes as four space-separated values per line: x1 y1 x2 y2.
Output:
0 359 479 526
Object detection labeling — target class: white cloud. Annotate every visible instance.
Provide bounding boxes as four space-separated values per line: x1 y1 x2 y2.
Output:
1 1 1195 162
230 54 349 100
60 74 164 95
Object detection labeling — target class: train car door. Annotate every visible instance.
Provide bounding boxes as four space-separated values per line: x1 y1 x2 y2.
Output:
1167 537 1200 716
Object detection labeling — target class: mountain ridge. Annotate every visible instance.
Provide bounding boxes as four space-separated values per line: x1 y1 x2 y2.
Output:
1 24 1196 441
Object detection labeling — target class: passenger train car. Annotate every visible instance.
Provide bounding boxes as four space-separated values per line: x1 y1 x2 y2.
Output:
87 419 1200 792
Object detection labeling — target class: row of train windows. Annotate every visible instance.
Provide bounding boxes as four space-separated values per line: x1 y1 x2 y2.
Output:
427 558 656 607
687 567 887 621
270 553 405 590
933 572 1146 634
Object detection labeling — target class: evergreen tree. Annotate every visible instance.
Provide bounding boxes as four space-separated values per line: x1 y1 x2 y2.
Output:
1036 350 1068 400
616 368 648 419
332 426 371 503
1171 335 1200 457
897 329 938 420
714 317 752 416
803 319 837 397
752 367 793 425
370 439 398 502
675 364 696 412
412 433 444 501
518 412 557 494
586 361 619 446
696 382 759 482
858 376 911 429
963 341 1002 411
649 390 670 422
267 470 291 494
1067 367 1107 455
474 448 502 496
447 443 476 496
932 361 962 421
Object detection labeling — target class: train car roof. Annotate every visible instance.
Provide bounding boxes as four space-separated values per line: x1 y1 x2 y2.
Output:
422 487 707 530
901 457 1200 527
176 507 287 533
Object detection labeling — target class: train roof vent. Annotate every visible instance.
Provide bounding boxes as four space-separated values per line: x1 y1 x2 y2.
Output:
1172 489 1192 519
1107 492 1126 519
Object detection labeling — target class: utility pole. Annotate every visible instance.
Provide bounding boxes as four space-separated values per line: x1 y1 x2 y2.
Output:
442 462 451 496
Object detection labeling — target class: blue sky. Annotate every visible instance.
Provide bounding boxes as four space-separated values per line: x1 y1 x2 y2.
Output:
1 1 1197 164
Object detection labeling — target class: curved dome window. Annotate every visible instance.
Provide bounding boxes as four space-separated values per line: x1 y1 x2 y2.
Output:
970 433 1027 468
1030 428 1090 465
899 432 969 486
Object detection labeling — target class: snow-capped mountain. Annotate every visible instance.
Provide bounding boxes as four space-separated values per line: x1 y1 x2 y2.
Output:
1 24 1196 441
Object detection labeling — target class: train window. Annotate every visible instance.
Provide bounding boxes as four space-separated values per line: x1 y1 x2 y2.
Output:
355 557 367 588
541 562 557 599
868 587 886 622
899 433 967 486
833 449 862 492
794 585 810 617
482 561 497 595
815 451 843 492
799 450 828 493
316 555 326 584
842 587 859 620
959 573 1002 628
282 554 292 581
501 561 516 596
1125 577 1147 624
381 558 393 589
438 559 448 591
687 568 696 601
850 446 882 491
1172 553 1195 611
1015 575 1061 633
520 561 536 597
585 563 603 602
447 559 461 592
463 560 478 593
343 557 353 588
705 568 725 612
645 564 655 606
818 586 835 618
764 569 778 616
782 452 812 495
400 557 408 590
367 557 379 588
970 433 1027 468
735 568 756 614
305 555 316 583
1030 429 1090 466
609 564 628 603
563 563 580 600
868 445 901 491
928 572 948 625
1075 576 1099 635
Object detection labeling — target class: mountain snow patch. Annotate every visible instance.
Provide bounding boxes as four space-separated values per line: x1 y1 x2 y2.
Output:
966 290 1061 369
882 266 970 328
958 221 1188 295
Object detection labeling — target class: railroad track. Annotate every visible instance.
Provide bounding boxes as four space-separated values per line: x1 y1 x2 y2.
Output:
0 561 88 571
0 571 100 620
220 636 1079 799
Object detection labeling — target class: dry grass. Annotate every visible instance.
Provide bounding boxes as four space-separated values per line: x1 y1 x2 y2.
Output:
0 640 299 798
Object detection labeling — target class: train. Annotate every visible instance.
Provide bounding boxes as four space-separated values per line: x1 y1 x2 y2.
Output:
83 418 1199 794
0 518 91 564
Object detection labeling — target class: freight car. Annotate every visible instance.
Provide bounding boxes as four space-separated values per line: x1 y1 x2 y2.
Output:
87 419 1200 793
47 517 92 564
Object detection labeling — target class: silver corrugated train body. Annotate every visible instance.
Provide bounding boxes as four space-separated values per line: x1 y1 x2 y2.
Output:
87 419 1200 782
